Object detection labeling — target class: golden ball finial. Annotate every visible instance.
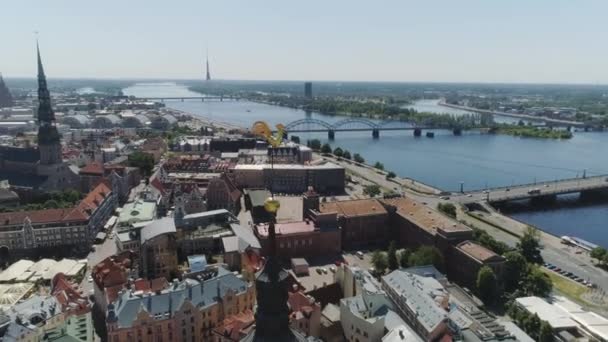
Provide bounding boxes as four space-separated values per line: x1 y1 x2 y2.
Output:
264 196 280 214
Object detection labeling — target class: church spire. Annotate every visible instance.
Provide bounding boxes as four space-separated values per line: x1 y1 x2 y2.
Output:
36 40 62 165
36 41 56 125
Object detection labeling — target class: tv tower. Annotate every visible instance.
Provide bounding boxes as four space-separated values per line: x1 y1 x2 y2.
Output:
205 49 211 81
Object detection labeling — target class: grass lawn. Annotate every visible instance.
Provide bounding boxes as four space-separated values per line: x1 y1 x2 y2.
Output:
542 269 587 301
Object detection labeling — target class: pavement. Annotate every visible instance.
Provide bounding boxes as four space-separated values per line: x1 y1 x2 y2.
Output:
80 232 117 296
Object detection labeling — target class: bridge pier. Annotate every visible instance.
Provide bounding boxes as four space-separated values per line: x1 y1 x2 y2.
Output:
181 98 184 102
530 194 557 206
453 128 462 136
413 128 422 137
328 130 335 140
372 129 380 139
220 96 223 102
580 189 608 202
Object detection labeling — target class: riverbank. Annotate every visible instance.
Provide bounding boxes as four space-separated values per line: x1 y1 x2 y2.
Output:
493 125 573 139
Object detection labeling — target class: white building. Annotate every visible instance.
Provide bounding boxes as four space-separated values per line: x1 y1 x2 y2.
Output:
340 292 394 342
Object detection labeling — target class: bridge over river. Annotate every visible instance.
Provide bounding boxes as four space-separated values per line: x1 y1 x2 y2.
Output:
451 175 608 204
282 118 481 139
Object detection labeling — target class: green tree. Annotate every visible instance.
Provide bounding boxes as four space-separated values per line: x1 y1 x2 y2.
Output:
43 199 60 209
371 251 388 275
388 241 399 271
504 251 528 292
472 227 510 255
408 246 444 269
437 203 457 218
374 162 385 170
342 150 352 160
321 143 332 154
353 153 365 163
518 226 543 264
591 247 607 264
307 139 321 150
524 314 541 338
399 249 411 268
128 151 155 177
386 171 396 179
539 321 553 342
363 184 381 197
290 135 301 144
333 147 343 157
477 266 498 304
524 266 552 297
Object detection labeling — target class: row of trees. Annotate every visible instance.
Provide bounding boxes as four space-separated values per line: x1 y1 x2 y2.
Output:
0 189 83 212
590 247 608 267
507 304 553 342
305 139 366 164
437 203 457 218
476 227 552 306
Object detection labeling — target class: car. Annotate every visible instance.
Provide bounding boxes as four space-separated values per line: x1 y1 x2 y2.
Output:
316 268 323 275
554 268 561 272
548 265 556 270
482 190 489 194
467 194 473 197
576 278 584 283
87 276 93 283
334 260 342 267
356 251 364 259
505 188 510 192
329 266 336 273
544 184 549 187
543 263 549 267
440 196 450 200
320 268 328 274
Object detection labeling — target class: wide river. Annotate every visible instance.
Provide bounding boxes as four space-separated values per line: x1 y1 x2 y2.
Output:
124 83 608 247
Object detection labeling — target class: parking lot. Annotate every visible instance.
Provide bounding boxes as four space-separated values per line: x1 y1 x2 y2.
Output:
543 262 595 288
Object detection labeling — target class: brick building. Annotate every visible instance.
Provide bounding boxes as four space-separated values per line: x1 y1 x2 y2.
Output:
320 199 389 250
254 215 341 259
450 241 506 291
206 173 242 214
139 218 178 280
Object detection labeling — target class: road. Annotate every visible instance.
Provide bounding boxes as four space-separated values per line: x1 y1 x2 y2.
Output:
80 232 117 296
451 175 608 204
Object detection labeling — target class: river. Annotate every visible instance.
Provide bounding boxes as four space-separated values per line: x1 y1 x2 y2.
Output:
124 83 608 247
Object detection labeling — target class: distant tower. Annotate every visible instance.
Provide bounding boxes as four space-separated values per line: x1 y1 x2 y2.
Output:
205 50 211 81
0 73 14 108
304 82 312 98
36 42 62 165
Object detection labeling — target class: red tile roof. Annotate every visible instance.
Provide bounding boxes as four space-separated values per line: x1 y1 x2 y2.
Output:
0 208 88 226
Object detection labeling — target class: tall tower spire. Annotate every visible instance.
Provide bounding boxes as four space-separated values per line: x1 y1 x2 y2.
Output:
36 40 62 165
205 49 211 81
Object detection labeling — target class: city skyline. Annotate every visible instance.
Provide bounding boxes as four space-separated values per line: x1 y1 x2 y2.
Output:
3 0 608 84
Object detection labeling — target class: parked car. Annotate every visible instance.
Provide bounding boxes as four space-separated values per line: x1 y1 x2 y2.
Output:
356 251 364 259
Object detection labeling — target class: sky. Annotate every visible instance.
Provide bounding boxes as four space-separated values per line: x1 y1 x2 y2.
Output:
2 0 608 83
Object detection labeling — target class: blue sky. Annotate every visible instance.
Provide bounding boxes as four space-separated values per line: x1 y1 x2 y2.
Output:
2 0 607 83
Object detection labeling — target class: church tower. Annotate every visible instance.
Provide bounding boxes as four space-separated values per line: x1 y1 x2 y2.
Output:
36 42 62 165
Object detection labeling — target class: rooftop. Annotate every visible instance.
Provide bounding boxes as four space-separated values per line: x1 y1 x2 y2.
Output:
515 296 578 330
381 197 472 236
456 241 504 263
255 220 316 237
382 269 448 333
140 217 177 244
320 198 387 217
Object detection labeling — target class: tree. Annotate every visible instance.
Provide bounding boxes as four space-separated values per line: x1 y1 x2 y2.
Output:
388 241 399 271
290 135 300 144
321 143 332 154
518 226 543 264
342 150 352 160
386 171 396 179
307 139 321 150
363 184 381 197
591 247 607 264
371 251 388 275
524 314 541 338
524 266 552 297
374 162 385 170
437 203 457 218
504 251 528 292
477 266 498 304
128 151 155 177
354 153 365 163
539 321 553 342
472 227 510 255
333 147 343 157
399 249 411 268
408 246 444 270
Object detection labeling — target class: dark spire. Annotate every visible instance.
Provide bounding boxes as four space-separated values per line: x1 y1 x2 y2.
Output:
36 40 61 164
0 73 14 108
205 49 211 81
36 41 56 124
